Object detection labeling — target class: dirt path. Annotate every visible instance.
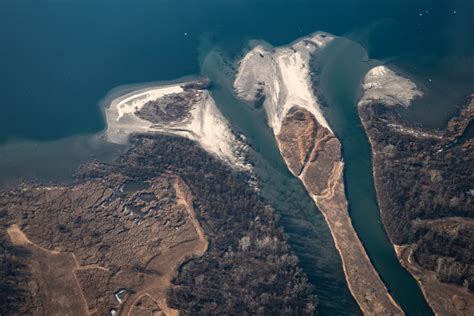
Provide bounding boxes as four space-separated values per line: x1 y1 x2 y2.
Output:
174 178 209 254
119 177 208 316
7 224 90 316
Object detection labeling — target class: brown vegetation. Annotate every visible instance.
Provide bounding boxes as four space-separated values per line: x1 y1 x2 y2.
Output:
0 172 206 316
0 132 316 315
135 91 198 126
358 94 474 314
276 106 403 315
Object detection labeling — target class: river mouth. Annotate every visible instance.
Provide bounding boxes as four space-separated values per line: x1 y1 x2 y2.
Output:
200 47 361 315
311 37 433 315
0 0 472 312
199 35 437 315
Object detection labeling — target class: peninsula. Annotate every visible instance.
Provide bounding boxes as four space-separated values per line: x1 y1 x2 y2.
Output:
0 80 316 315
105 79 251 171
358 66 474 315
234 33 403 315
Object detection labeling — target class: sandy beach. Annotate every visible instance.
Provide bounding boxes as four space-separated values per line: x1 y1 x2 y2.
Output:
359 66 474 316
359 66 423 108
234 32 333 134
104 81 251 171
235 33 404 315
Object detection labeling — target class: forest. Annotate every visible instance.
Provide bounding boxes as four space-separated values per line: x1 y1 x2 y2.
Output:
358 98 474 290
77 133 318 315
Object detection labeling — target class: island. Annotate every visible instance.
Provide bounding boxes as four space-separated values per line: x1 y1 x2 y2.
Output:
234 33 404 315
358 66 474 315
0 80 316 315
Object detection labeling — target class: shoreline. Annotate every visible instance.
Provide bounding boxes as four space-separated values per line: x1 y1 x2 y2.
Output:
357 66 435 314
0 133 124 190
363 111 474 316
234 32 333 134
0 78 204 190
103 79 252 172
358 66 474 315
234 33 403 315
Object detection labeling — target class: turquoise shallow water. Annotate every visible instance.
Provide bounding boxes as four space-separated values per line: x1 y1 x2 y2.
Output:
1 0 473 314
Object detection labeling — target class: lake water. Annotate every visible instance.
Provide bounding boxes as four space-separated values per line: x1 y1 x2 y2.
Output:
1 0 473 314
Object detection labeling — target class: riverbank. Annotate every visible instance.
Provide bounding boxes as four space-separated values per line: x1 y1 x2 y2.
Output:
395 244 474 316
358 66 474 315
234 33 403 315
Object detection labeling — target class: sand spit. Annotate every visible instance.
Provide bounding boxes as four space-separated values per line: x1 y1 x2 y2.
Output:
235 33 404 315
105 81 251 171
359 66 423 108
395 244 474 316
234 32 332 134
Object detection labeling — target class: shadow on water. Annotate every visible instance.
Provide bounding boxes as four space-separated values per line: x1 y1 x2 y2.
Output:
312 37 433 315
200 46 361 315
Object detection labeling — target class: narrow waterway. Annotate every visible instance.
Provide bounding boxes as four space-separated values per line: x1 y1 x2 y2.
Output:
312 37 432 315
201 50 361 315
202 37 435 315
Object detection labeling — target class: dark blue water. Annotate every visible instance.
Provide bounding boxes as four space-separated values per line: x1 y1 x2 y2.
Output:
201 50 361 314
1 0 472 143
1 0 473 314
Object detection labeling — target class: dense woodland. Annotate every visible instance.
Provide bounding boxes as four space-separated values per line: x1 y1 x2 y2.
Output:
77 134 317 315
359 101 474 290
0 210 33 314
135 92 196 125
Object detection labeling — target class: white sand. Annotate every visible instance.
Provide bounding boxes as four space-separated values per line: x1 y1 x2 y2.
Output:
236 35 405 314
116 85 184 120
359 66 423 108
104 83 251 171
234 32 334 134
